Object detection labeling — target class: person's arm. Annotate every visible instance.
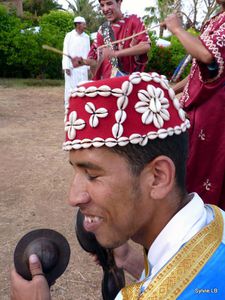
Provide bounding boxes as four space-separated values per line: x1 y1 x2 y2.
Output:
172 76 189 95
11 254 51 300
115 42 150 58
113 243 144 280
161 14 213 64
97 41 150 62
71 57 97 69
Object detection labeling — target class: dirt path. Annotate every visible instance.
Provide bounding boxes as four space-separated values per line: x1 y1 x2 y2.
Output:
0 84 138 299
0 85 106 299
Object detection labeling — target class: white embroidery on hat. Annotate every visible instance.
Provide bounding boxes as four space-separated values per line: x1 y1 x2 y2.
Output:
98 85 111 96
121 80 133 95
65 111 86 140
63 72 191 150
85 102 108 128
85 86 98 97
112 80 132 138
74 86 86 97
129 72 142 84
135 85 170 128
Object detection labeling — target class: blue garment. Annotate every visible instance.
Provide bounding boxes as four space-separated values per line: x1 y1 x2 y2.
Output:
178 243 225 299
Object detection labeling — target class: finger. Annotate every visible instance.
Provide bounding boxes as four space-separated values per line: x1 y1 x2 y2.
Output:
160 21 167 29
89 253 100 265
11 268 26 283
77 58 84 65
29 254 45 278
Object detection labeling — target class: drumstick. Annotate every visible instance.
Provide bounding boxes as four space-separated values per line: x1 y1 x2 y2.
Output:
42 44 72 58
98 24 160 50
42 24 160 56
42 44 89 65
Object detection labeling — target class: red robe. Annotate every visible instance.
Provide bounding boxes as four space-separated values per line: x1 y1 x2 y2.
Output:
88 14 150 80
180 11 225 209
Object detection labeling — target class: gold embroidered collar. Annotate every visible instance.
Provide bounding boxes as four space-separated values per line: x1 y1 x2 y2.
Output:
121 205 223 300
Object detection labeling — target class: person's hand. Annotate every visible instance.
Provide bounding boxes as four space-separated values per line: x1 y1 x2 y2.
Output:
160 13 183 35
100 47 117 60
130 37 138 47
71 56 84 68
10 254 51 300
90 243 129 269
65 69 71 76
90 242 143 279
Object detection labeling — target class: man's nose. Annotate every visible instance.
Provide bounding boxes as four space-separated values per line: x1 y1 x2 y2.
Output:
101 5 108 13
68 176 90 207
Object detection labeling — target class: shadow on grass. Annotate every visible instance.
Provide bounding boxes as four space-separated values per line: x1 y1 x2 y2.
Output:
0 78 64 88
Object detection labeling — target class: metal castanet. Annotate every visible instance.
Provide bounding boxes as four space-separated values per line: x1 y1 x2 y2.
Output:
75 209 125 300
14 228 70 286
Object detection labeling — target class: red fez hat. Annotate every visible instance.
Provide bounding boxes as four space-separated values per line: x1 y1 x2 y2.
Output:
63 72 190 150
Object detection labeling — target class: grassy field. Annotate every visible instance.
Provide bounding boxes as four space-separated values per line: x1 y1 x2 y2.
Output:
0 78 64 88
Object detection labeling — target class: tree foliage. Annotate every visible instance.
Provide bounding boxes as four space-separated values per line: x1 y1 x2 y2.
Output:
23 0 62 17
144 0 180 37
65 0 104 32
0 6 74 78
144 0 219 33
146 34 189 80
0 0 105 79
180 0 219 29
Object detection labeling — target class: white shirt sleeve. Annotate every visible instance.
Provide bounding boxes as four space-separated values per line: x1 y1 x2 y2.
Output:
62 32 72 70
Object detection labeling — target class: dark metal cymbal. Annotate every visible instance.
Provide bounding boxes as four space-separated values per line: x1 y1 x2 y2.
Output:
14 229 70 286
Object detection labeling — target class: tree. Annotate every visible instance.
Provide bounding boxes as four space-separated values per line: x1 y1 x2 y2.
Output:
64 0 104 32
23 0 62 17
144 0 219 34
15 0 23 16
180 0 219 30
144 0 180 37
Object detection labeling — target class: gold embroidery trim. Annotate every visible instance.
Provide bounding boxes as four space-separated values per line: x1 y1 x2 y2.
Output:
143 248 150 277
121 205 223 300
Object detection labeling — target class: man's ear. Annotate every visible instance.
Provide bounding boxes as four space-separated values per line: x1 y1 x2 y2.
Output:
143 156 176 200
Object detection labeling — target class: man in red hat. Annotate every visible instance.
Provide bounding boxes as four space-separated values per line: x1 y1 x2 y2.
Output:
72 0 151 79
11 72 225 299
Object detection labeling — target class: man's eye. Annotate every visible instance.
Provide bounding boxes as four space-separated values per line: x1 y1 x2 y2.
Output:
86 173 98 181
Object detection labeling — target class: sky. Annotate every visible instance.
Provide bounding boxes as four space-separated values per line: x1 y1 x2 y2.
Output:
120 0 155 17
57 0 156 17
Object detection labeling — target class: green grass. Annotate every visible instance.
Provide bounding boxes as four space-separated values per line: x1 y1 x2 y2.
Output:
0 78 64 88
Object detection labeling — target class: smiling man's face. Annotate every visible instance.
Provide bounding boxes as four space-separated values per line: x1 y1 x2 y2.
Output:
68 146 153 249
99 0 123 23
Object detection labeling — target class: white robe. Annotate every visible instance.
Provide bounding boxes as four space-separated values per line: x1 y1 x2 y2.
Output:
62 29 90 106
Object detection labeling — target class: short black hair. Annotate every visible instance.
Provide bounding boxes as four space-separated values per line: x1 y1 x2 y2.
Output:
111 132 188 196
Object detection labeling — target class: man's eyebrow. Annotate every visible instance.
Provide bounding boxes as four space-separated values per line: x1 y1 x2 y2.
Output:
69 160 102 170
